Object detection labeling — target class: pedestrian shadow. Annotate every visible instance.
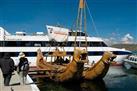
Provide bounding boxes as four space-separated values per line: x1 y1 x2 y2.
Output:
10 82 41 86
113 74 128 78
10 82 20 86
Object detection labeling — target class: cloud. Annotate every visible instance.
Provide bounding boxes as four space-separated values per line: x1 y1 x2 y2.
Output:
121 33 134 44
103 33 135 45
103 38 112 46
103 37 118 46
103 31 121 45
102 33 135 46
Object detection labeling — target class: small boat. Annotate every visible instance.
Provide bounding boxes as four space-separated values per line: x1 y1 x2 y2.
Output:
123 55 137 69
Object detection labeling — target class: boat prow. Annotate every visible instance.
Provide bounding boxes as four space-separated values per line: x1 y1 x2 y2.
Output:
83 51 116 80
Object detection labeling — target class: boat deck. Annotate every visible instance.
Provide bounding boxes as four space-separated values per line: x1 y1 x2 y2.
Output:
0 69 40 91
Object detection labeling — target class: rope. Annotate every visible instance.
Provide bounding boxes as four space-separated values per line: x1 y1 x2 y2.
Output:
85 0 98 37
74 0 81 50
83 0 89 63
85 0 106 51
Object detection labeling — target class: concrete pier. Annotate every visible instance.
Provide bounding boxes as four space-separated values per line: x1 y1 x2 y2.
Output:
0 69 40 91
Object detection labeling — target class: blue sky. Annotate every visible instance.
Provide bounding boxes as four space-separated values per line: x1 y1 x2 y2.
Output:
0 0 137 44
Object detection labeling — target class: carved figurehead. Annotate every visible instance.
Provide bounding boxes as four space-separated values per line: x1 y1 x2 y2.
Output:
36 48 45 68
54 48 87 82
100 51 116 64
83 51 116 80
36 48 55 70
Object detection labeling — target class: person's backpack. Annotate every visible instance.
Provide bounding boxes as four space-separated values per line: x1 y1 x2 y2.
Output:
21 60 29 71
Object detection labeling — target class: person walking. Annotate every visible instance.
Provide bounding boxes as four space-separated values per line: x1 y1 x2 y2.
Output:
0 53 15 86
17 52 29 85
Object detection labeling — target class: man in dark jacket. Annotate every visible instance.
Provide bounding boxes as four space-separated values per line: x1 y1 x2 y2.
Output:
0 53 15 86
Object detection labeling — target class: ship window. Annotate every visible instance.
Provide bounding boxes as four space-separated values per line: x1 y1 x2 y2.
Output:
69 32 72 36
69 32 87 36
49 41 58 46
3 52 37 57
34 43 41 47
5 41 17 46
65 41 107 47
33 41 46 47
17 41 28 46
41 42 46 46
131 57 133 61
25 43 31 46
129 57 132 60
80 42 87 47
133 58 135 61
0 41 3 46
58 42 67 47
113 51 131 55
45 41 50 47
76 32 87 36
77 32 81 36
2 41 107 47
88 51 104 55
72 42 76 46
69 32 75 36
25 52 37 56
133 58 136 61
89 42 107 47
66 41 72 46
7 52 19 57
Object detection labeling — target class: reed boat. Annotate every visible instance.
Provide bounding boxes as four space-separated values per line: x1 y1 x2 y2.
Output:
36 48 86 82
34 0 117 82
36 48 116 82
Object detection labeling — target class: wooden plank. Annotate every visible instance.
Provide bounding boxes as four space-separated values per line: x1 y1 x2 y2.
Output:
31 75 49 78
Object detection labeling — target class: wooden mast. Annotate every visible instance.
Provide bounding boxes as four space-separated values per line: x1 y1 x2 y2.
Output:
74 0 84 49
74 0 88 62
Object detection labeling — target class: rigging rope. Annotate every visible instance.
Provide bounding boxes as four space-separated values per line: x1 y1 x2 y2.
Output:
85 0 105 51
83 1 89 62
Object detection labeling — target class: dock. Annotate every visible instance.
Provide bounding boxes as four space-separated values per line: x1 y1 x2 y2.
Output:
28 67 56 78
0 69 40 91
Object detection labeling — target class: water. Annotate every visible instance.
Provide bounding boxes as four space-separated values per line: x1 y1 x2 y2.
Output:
132 50 137 55
35 51 137 91
104 66 137 91
34 66 137 91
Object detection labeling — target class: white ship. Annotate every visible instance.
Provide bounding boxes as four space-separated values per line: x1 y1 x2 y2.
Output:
0 26 131 66
0 0 132 67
